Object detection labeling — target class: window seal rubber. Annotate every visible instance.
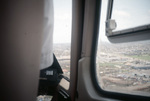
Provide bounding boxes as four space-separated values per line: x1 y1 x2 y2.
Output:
90 0 150 101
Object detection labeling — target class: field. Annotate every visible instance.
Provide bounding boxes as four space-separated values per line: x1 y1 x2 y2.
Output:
53 41 150 96
97 41 150 96
53 43 71 78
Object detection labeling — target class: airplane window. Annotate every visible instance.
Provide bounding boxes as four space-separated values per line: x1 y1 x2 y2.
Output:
53 0 72 79
111 0 150 31
96 0 150 97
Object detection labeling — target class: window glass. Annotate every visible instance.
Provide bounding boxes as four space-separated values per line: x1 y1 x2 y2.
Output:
53 0 72 78
111 0 150 31
96 0 150 97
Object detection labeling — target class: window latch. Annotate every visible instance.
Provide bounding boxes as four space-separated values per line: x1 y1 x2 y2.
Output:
106 19 117 36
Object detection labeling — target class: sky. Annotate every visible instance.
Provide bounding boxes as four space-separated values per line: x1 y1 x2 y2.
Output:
99 0 150 42
53 0 150 43
111 0 150 31
53 0 72 43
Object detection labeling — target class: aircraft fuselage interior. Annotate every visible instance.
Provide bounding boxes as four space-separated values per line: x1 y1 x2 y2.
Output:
1 0 150 101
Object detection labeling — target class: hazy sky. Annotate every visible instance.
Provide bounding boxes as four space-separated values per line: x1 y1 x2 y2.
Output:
53 0 150 43
112 0 150 31
99 0 150 42
53 0 72 43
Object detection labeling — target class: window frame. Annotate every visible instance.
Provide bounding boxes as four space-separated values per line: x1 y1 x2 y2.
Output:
91 0 150 100
106 0 150 38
